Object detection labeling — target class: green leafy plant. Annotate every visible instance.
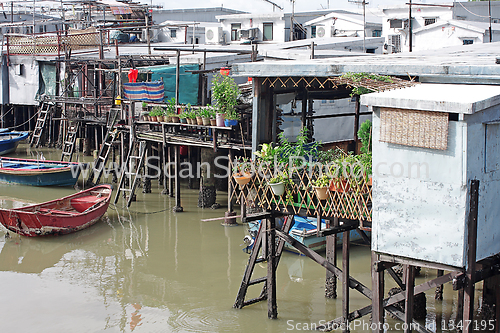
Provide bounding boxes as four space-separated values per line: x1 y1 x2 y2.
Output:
358 119 372 154
141 101 148 108
277 127 320 166
149 107 164 117
200 107 212 119
233 156 252 175
211 73 240 120
166 98 176 116
312 174 330 188
318 147 344 164
268 171 293 203
341 72 393 97
253 143 280 162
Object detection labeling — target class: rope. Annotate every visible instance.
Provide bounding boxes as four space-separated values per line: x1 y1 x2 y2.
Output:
109 204 171 215
0 106 13 120
5 111 38 130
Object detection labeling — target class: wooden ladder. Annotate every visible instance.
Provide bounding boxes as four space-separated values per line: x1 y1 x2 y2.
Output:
233 214 294 309
114 140 147 207
85 110 120 185
60 122 79 162
30 102 52 147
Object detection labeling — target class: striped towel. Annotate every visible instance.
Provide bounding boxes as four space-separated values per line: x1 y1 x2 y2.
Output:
123 81 165 102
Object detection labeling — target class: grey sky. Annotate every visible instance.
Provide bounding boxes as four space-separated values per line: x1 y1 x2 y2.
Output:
142 0 452 15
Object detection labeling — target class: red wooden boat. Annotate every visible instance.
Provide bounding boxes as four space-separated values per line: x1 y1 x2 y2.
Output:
0 185 112 237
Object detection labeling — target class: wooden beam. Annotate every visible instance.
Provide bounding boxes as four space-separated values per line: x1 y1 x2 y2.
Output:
342 230 350 332
371 252 384 333
463 180 479 333
267 217 278 319
404 265 415 333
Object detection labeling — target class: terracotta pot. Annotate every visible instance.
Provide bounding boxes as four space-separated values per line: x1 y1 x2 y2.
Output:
269 182 285 196
210 119 217 126
202 117 211 126
196 116 204 125
151 116 157 122
367 175 372 186
171 116 180 123
233 173 251 186
329 178 350 192
162 115 169 122
314 186 329 200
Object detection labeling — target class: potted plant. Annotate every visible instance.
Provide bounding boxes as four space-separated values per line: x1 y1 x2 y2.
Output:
141 101 148 112
208 106 217 126
267 172 290 196
232 157 252 186
224 112 239 127
312 175 330 200
216 110 225 127
151 106 165 122
357 119 372 186
201 107 211 126
141 111 149 121
187 111 197 125
195 109 203 125
211 73 239 127
179 112 187 124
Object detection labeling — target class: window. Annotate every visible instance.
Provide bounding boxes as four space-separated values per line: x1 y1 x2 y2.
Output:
263 23 273 41
390 19 403 29
311 26 316 38
170 29 177 38
231 23 241 41
390 34 401 53
372 30 381 37
463 39 474 45
424 18 436 26
366 48 376 53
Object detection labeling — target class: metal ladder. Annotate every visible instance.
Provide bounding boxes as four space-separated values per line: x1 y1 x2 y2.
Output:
30 102 53 147
85 110 120 185
114 140 147 207
233 215 294 309
60 122 79 162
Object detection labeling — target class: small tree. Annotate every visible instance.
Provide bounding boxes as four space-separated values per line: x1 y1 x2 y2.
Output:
211 73 239 119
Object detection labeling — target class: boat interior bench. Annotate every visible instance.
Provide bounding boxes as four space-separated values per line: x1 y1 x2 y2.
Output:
37 208 78 216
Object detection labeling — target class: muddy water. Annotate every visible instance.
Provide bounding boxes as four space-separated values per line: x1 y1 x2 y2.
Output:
0 145 478 332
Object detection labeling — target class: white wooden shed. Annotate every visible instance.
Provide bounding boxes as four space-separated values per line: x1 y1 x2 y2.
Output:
361 83 500 268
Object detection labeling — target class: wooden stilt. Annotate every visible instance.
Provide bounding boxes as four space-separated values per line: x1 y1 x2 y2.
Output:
496 278 500 333
463 180 479 333
325 217 338 299
372 252 384 333
404 265 415 333
342 230 350 332
161 125 168 194
168 145 174 197
267 217 277 319
173 145 183 212
435 270 444 300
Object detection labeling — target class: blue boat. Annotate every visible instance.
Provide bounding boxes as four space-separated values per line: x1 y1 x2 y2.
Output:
0 157 83 186
0 128 8 133
248 216 370 254
0 131 29 155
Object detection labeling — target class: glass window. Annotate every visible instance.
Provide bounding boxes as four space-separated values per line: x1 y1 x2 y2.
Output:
372 30 381 37
311 26 316 38
170 29 176 38
263 22 273 41
390 19 402 29
231 23 241 41
424 18 436 26
463 39 474 45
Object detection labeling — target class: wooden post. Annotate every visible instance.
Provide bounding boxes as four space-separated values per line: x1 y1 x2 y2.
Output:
267 217 278 319
145 15 151 55
435 270 444 300
175 50 180 104
161 125 168 195
325 217 338 299
240 199 247 224
463 179 479 333
371 252 384 333
227 149 234 213
353 95 360 153
404 265 415 333
342 230 350 332
173 145 183 212
301 89 307 129
168 145 174 197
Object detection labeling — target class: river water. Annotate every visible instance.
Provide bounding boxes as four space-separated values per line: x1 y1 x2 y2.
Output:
0 145 477 332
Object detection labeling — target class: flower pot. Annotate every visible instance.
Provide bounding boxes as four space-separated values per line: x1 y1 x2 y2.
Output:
202 117 211 126
171 116 180 123
233 173 251 186
367 175 372 186
329 178 350 192
314 186 330 200
216 113 225 127
163 115 169 122
196 116 204 125
151 116 157 122
268 182 285 196
225 119 238 127
180 118 187 124
210 119 217 126
142 115 148 121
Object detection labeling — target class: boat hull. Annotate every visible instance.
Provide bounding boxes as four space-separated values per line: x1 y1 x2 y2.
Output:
0 185 112 237
0 157 81 186
0 132 29 155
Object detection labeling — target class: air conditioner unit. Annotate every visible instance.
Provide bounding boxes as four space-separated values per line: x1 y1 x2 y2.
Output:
205 27 223 44
317 26 326 38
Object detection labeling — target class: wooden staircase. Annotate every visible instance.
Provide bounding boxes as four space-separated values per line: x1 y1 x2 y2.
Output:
85 110 120 186
114 140 147 207
30 102 53 148
60 123 79 162
233 214 294 310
